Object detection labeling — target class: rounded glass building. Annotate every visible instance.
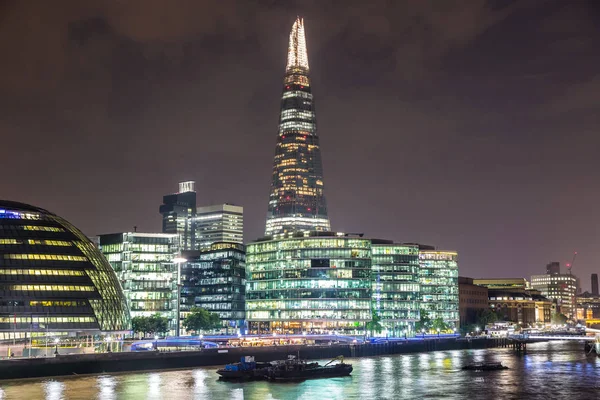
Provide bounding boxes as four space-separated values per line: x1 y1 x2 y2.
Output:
0 200 130 341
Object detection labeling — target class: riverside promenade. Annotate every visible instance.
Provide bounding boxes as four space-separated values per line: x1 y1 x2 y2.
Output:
0 337 507 380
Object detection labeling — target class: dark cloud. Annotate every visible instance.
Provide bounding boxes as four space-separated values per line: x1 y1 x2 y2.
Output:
1 0 599 288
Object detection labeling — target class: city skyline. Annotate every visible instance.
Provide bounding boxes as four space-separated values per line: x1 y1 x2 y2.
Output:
1 1 599 286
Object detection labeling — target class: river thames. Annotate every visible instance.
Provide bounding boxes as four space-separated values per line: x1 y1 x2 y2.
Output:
0 341 598 399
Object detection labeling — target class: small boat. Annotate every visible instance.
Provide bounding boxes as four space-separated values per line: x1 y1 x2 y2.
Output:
462 362 508 371
217 356 272 380
264 355 352 381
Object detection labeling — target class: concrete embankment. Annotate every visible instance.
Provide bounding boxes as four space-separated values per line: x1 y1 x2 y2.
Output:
0 337 507 380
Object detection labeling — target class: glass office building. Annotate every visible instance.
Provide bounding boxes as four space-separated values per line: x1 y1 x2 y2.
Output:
0 200 129 340
246 232 372 334
99 232 179 333
265 17 330 236
180 243 246 332
195 204 243 250
531 271 577 319
160 181 196 250
419 250 459 328
372 242 420 336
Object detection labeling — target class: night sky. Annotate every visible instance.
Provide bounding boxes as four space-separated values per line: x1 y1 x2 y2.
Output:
1 1 599 288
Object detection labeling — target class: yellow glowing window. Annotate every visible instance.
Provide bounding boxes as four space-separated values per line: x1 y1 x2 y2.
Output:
0 269 84 276
3 254 87 262
0 239 20 245
21 226 65 232
9 285 95 291
27 239 72 246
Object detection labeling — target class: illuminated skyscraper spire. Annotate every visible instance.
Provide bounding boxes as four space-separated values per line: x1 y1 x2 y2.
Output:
265 18 330 236
286 17 309 72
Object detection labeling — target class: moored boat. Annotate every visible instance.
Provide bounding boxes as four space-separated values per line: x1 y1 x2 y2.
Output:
217 356 272 380
462 362 508 371
265 355 352 381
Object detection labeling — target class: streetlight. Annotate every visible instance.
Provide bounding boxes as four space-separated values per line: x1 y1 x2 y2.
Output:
437 328 440 337
475 327 480 336
173 256 187 338
54 338 59 355
403 330 407 340
154 335 159 351
105 336 112 353
422 329 426 339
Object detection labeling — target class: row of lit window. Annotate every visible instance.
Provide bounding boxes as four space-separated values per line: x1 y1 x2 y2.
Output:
0 239 72 247
246 299 371 310
22 225 65 232
2 285 95 291
282 90 312 100
3 254 87 261
0 269 85 276
0 316 95 323
29 300 88 307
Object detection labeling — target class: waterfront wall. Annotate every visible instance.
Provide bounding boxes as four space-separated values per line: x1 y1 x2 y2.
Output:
0 338 506 381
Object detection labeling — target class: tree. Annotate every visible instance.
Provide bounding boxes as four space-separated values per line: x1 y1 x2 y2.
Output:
131 316 150 338
183 307 221 334
477 309 499 328
366 308 383 336
432 318 449 333
415 310 432 333
551 312 568 325
148 314 170 336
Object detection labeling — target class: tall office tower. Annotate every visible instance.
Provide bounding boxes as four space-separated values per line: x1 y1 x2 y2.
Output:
418 247 459 329
546 261 560 275
195 204 243 250
592 274 599 296
265 17 330 236
159 181 196 250
99 232 179 334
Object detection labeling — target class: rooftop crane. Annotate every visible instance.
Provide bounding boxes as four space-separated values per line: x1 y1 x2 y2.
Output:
566 251 577 274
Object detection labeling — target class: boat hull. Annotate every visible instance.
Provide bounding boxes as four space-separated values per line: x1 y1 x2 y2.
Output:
267 364 353 381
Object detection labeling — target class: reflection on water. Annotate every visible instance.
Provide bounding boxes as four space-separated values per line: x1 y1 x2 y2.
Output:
0 341 599 400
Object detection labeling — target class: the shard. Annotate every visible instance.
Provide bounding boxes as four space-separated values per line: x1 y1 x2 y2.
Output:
265 17 331 236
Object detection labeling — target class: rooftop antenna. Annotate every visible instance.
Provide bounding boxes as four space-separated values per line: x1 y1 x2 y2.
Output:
133 226 137 233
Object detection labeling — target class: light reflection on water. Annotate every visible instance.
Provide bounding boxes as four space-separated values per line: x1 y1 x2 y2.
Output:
0 341 599 400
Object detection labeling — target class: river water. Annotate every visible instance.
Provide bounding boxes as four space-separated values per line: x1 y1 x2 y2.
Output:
0 341 598 400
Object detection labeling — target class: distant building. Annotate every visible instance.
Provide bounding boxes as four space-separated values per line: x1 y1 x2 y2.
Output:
576 292 600 320
487 288 554 326
195 204 243 249
372 241 420 336
458 277 488 327
530 269 577 319
181 243 246 333
159 181 196 250
99 232 179 334
546 262 560 275
472 278 529 290
592 274 599 296
418 248 459 328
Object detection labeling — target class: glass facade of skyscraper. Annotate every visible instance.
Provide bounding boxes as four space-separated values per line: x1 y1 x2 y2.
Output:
180 243 246 332
246 232 371 334
99 232 179 333
195 204 243 250
372 242 420 336
419 250 459 327
265 17 330 236
0 201 129 341
160 181 196 250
